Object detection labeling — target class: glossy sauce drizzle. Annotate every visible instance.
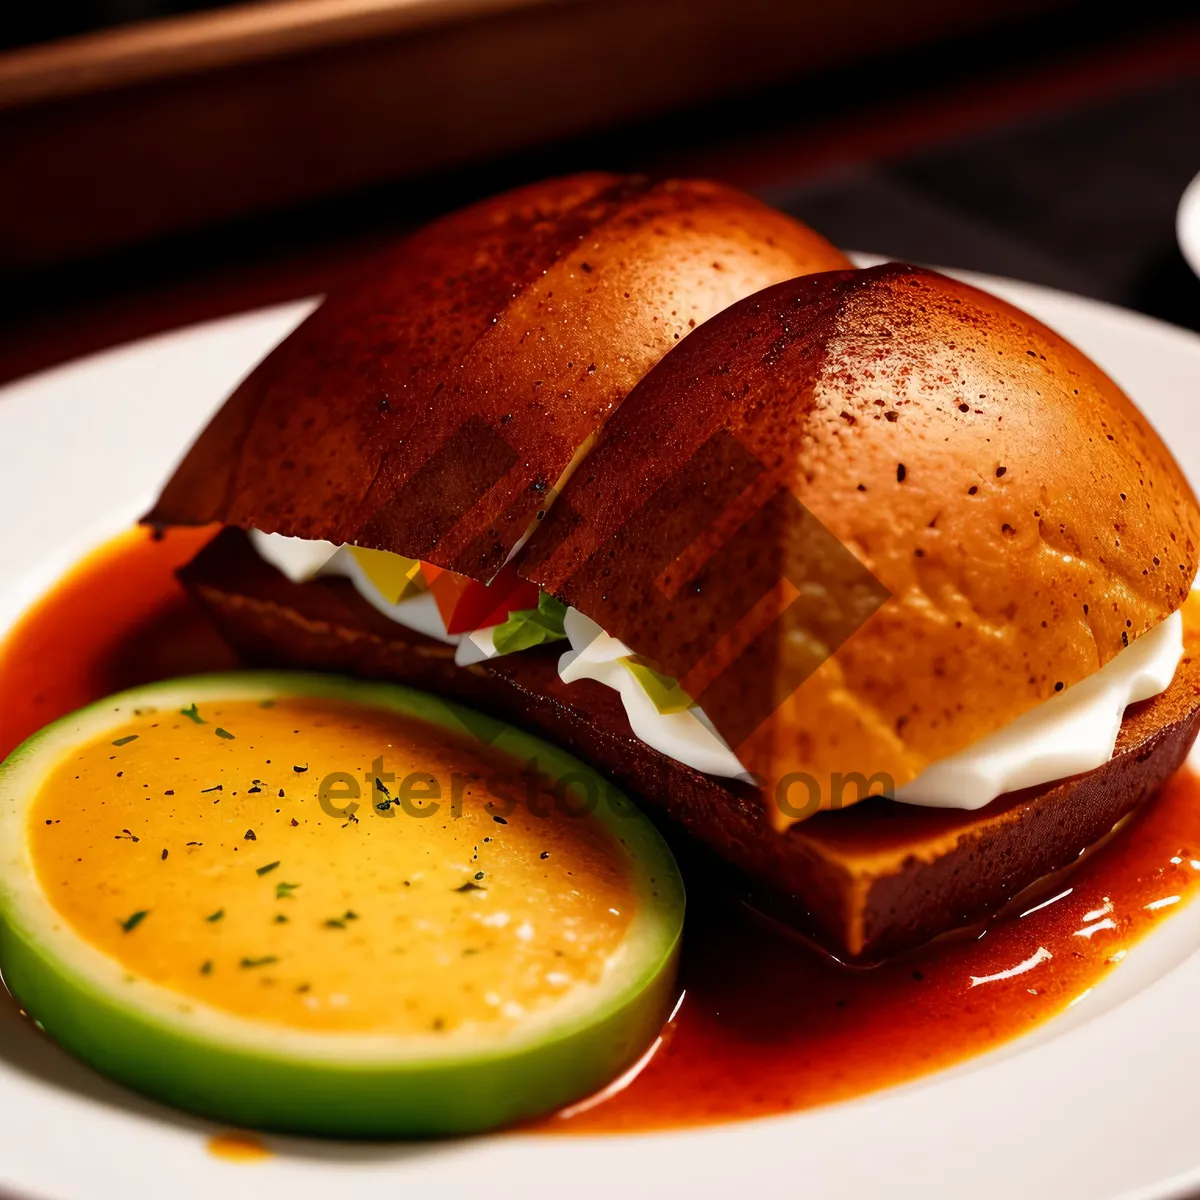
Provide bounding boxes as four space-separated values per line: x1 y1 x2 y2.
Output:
3 526 1199 1134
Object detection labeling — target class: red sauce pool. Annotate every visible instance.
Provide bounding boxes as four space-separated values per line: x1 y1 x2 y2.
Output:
3 525 1200 1133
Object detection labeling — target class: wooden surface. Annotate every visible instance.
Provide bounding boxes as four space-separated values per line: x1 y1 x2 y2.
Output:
0 10 1198 391
0 0 555 107
0 0 1064 271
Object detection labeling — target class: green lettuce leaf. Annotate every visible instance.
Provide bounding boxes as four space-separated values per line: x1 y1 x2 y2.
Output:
621 657 695 714
490 592 569 656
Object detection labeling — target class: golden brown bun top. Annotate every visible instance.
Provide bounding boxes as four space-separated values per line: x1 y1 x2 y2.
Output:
520 264 1200 812
147 172 850 579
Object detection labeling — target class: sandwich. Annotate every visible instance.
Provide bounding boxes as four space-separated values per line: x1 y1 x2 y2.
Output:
147 177 1200 962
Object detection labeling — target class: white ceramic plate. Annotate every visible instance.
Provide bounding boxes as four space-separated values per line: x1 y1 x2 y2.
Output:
1 263 1200 1200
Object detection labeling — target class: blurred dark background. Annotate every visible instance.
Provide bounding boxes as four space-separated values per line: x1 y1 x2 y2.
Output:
1 0 1198 385
1 1 243 52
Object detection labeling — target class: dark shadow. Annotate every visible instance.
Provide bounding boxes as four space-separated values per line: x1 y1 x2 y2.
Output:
1127 247 1200 333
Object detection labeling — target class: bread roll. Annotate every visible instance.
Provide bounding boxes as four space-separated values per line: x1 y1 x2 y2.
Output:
148 173 850 580
520 264 1200 814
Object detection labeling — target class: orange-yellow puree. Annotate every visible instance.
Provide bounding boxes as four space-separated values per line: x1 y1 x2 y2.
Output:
28 698 633 1036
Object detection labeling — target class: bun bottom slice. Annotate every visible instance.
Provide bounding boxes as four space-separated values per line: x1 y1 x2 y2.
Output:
181 529 1200 963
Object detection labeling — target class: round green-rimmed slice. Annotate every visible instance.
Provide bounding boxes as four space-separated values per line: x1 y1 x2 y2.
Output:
0 672 684 1137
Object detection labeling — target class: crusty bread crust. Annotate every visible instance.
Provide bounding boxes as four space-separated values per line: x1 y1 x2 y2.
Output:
146 173 848 581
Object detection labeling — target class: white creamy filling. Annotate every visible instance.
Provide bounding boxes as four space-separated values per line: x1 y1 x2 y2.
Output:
248 529 339 584
557 604 1186 811
252 530 523 668
250 530 1187 812
896 607 1183 809
249 530 462 649
558 609 750 780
